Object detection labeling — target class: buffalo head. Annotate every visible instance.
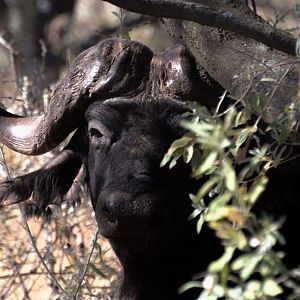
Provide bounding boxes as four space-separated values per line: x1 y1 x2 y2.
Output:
0 38 223 299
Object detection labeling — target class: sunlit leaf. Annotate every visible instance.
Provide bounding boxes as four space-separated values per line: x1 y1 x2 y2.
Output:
247 176 269 204
195 151 218 176
224 207 246 226
183 145 194 163
197 213 205 234
188 208 202 221
205 207 228 222
195 176 220 202
178 280 202 294
210 192 232 211
240 254 262 280
181 120 215 136
197 290 218 300
224 107 237 130
223 159 237 192
260 77 276 82
167 136 193 156
160 154 172 167
232 253 254 271
234 111 249 128
262 279 283 296
169 154 182 169
231 128 252 156
208 246 235 273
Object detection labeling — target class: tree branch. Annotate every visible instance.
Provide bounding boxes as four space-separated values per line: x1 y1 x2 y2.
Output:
102 0 297 56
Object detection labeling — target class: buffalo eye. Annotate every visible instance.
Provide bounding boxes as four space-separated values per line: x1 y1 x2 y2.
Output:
88 121 112 148
89 127 103 140
89 127 104 148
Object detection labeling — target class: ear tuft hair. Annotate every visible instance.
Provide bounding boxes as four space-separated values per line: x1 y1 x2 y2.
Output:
0 150 86 218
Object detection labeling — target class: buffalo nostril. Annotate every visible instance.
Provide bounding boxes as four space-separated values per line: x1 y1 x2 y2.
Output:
103 200 116 219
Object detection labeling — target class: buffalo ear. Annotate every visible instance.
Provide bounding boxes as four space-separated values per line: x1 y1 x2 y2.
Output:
0 149 86 219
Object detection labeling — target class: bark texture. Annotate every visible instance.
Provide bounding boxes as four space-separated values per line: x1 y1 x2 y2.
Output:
103 0 300 123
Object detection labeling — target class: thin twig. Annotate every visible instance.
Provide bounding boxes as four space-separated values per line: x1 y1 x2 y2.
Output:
252 65 292 129
213 90 228 117
73 228 100 299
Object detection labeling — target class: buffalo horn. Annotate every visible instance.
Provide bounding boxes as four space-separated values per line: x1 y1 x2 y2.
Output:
0 39 152 155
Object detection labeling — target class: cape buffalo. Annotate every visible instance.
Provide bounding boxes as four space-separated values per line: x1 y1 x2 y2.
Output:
0 38 222 299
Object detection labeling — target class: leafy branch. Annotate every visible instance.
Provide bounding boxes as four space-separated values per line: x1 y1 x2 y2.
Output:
162 98 300 299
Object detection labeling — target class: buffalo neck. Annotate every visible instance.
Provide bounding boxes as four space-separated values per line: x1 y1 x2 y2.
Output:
109 220 219 300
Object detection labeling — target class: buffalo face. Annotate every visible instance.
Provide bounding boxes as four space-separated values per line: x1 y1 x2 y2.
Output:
0 38 220 299
85 100 194 243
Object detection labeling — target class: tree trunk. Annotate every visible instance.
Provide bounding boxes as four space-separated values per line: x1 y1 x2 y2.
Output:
103 0 300 124
162 1 299 123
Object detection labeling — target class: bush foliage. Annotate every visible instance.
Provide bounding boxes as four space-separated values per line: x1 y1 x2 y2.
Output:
162 97 300 300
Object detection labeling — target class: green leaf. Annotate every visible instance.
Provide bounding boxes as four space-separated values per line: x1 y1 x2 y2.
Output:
232 128 252 156
248 176 269 204
167 136 193 156
181 120 215 136
209 246 235 273
240 254 262 280
195 176 220 202
88 263 107 278
197 290 218 300
196 213 205 234
178 280 202 294
205 192 232 222
246 280 261 292
195 151 218 176
223 159 237 192
212 285 225 297
160 154 172 167
169 154 182 169
260 77 276 82
226 287 243 299
234 111 249 128
188 208 202 221
183 145 194 163
232 254 254 271
191 148 202 172
224 107 237 130
262 279 283 296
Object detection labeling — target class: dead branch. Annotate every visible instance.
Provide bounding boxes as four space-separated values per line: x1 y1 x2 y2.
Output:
102 0 297 56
